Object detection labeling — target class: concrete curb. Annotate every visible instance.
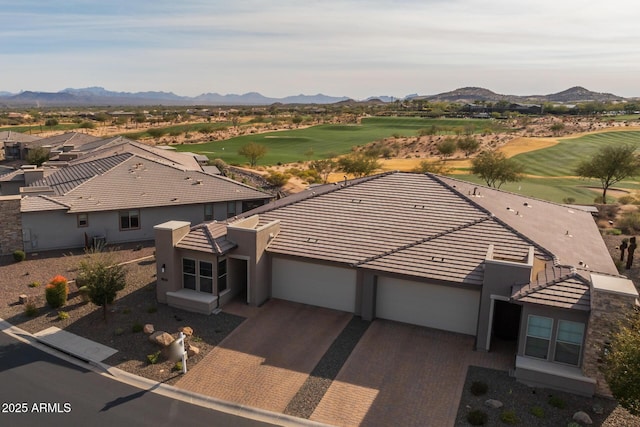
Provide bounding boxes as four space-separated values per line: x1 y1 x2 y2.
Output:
0 317 332 427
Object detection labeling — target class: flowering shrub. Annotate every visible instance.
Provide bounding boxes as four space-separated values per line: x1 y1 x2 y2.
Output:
45 275 68 308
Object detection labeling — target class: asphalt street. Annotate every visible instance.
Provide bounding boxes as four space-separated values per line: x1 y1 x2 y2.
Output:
0 331 278 427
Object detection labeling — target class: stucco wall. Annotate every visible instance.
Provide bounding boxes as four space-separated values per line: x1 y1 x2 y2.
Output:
22 202 230 252
0 195 22 254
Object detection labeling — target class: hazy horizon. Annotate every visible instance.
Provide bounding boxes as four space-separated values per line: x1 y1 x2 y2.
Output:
2 1 639 99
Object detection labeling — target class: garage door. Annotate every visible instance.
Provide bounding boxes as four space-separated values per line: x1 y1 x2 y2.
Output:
376 276 480 335
272 258 357 313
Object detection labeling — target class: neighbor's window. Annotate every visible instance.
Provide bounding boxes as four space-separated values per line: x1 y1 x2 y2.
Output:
218 257 227 292
199 261 213 294
182 258 196 290
554 320 585 366
119 209 140 230
525 315 552 359
226 202 236 218
77 213 88 228
204 203 214 221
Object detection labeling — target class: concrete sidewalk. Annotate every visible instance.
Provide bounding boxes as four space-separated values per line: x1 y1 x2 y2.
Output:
33 326 118 362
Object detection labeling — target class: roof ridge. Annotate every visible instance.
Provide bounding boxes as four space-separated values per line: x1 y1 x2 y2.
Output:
36 194 71 209
238 171 396 218
354 215 492 267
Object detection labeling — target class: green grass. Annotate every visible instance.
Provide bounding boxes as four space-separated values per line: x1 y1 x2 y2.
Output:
175 117 505 165
0 123 83 134
511 131 640 177
448 130 640 204
120 122 231 140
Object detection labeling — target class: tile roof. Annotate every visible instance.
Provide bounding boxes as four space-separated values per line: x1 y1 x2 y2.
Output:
23 153 270 214
438 176 618 276
0 131 41 143
512 269 591 311
21 195 70 212
176 222 237 254
28 132 101 149
31 153 133 195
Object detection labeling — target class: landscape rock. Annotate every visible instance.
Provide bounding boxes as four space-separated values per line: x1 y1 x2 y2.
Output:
179 326 193 336
592 404 604 415
187 344 200 357
149 331 174 347
19 294 28 304
573 411 593 425
484 399 503 409
143 324 154 334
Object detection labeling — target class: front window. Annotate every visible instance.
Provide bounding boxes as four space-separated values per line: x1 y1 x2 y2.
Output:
525 315 552 359
554 320 585 366
226 202 236 218
218 257 227 292
77 213 88 228
182 258 196 290
119 209 140 230
204 203 214 221
199 261 213 293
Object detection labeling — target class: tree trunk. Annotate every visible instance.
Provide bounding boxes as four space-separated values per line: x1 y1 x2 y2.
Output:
602 187 608 204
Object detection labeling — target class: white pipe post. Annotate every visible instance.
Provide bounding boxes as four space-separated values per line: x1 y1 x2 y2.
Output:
179 331 187 374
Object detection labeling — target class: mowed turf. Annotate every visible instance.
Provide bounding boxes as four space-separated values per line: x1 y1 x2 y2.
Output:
175 117 505 165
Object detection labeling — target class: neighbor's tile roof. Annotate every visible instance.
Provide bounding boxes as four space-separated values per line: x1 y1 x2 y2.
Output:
28 132 101 149
512 268 591 311
0 131 41 143
21 195 70 212
30 153 133 195
27 153 270 214
176 222 237 254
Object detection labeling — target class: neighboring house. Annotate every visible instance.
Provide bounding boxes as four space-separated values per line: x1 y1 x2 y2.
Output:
1 131 41 160
17 152 271 252
155 172 638 397
7 132 102 161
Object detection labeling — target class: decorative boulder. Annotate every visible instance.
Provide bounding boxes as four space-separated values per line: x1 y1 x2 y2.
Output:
484 399 503 409
149 331 174 347
187 344 200 357
592 404 604 415
179 326 193 336
19 294 28 304
573 411 593 425
143 324 155 334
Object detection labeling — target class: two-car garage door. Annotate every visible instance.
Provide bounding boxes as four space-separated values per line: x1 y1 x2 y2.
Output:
272 258 357 313
376 276 480 335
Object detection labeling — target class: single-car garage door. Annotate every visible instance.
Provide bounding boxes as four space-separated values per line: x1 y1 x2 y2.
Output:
376 276 480 335
272 258 357 313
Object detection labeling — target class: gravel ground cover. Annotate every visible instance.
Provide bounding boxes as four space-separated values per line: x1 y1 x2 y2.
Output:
0 243 245 386
455 366 639 426
284 317 370 418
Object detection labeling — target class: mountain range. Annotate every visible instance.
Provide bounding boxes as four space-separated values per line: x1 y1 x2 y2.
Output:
0 86 632 107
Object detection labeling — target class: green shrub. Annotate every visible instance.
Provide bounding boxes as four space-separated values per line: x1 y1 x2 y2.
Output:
147 306 158 314
147 351 160 364
617 195 636 205
529 406 544 418
24 302 38 317
173 361 183 372
132 323 143 333
57 311 69 320
114 327 124 336
45 275 68 308
470 381 488 396
13 250 26 262
617 211 640 234
500 410 518 424
28 281 40 288
548 395 566 409
606 228 622 235
562 197 576 204
467 409 488 426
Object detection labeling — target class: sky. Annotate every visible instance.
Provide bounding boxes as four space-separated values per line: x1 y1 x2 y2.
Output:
2 0 639 99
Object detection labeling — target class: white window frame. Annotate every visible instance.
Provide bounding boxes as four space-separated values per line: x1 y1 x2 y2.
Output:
524 315 553 360
554 320 585 366
182 258 214 294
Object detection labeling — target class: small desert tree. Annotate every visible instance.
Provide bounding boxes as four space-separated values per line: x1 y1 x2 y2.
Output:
436 137 458 158
309 159 336 183
603 308 640 415
412 160 450 175
575 144 640 204
471 150 525 189
26 147 50 166
238 142 267 167
457 136 480 157
78 254 127 321
338 153 380 178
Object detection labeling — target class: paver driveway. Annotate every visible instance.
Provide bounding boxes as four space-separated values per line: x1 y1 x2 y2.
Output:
310 320 514 427
175 299 351 413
